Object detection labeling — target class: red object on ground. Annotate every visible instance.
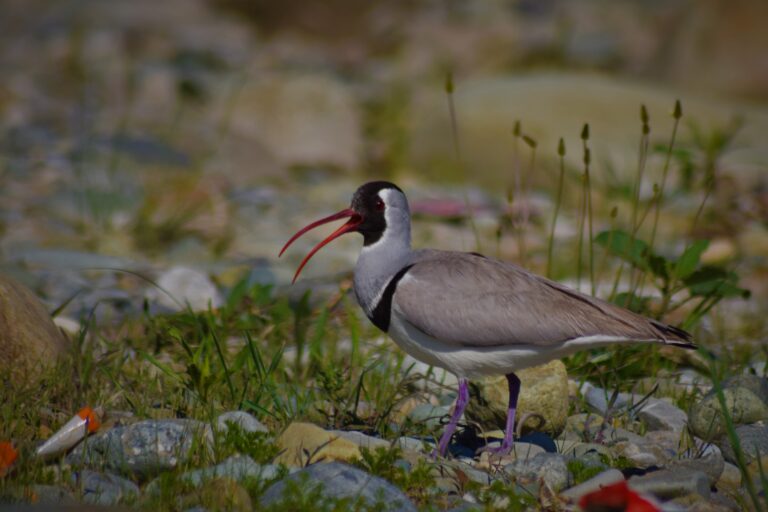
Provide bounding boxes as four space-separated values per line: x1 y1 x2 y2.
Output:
579 480 659 512
0 441 18 476
77 406 101 433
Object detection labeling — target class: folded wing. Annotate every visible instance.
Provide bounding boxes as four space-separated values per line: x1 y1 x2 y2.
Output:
392 251 693 348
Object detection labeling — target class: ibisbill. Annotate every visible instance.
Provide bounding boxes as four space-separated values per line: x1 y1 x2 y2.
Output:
280 181 695 456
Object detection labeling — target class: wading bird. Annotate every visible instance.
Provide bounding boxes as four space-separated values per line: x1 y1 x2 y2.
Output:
280 181 694 456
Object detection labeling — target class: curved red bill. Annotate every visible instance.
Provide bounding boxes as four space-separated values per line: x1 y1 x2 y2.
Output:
279 208 362 283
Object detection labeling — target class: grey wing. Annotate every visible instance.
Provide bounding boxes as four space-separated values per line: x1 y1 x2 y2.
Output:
392 252 688 348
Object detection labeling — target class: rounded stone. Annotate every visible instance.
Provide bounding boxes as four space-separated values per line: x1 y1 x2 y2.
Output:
724 375 768 406
688 387 768 440
503 452 571 492
216 411 268 434
719 424 768 465
466 360 568 436
0 274 69 382
66 419 212 478
260 461 416 512
274 422 361 467
629 468 710 500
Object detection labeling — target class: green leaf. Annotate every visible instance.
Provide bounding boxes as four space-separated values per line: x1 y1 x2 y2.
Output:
675 240 709 279
683 266 750 298
648 254 670 280
595 230 652 271
226 276 250 310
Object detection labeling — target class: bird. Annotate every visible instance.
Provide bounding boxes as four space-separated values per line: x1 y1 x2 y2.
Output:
279 181 695 456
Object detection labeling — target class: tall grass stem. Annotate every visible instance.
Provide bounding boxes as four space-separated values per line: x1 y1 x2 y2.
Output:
445 73 482 252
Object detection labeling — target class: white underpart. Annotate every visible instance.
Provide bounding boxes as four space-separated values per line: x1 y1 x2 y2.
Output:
388 302 658 379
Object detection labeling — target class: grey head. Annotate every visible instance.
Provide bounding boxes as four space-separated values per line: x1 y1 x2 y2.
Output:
279 181 412 283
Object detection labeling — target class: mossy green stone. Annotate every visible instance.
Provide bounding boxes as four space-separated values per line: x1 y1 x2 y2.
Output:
688 387 768 441
466 360 568 436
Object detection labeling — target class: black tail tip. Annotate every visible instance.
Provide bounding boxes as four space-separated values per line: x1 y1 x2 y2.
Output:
652 320 696 348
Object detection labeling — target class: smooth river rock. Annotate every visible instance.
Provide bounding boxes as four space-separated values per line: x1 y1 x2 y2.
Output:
274 422 362 467
260 461 416 512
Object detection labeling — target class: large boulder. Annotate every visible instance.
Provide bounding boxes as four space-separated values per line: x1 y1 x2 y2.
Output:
0 274 69 381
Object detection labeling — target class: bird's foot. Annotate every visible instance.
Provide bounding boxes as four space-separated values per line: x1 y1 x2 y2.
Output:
477 440 513 456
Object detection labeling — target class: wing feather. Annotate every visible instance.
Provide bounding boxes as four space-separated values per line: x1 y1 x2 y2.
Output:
392 251 691 348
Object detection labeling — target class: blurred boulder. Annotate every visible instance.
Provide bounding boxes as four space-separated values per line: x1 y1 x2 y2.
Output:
228 73 362 171
0 274 69 381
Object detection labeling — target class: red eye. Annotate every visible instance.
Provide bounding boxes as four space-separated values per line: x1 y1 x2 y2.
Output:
375 197 385 211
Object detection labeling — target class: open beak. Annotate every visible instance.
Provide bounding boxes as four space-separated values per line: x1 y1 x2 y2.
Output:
279 208 362 283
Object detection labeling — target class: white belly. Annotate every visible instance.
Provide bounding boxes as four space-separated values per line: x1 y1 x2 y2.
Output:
387 307 651 379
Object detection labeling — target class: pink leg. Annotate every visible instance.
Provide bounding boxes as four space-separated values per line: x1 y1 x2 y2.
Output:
435 378 469 457
484 373 521 454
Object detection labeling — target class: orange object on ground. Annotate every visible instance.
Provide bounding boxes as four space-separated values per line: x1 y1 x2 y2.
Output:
0 442 18 476
579 480 659 512
77 406 101 433
36 406 102 459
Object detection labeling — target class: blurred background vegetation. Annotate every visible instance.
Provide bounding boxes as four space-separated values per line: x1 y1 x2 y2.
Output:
1 3 767 507
1 0 766 326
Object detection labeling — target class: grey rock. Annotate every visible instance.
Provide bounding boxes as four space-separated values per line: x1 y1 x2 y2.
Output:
637 399 688 432
602 427 647 445
560 469 625 501
440 460 493 486
629 469 710 500
716 462 742 491
67 419 212 478
260 462 416 512
407 403 449 430
688 387 768 440
150 266 223 312
668 449 725 485
560 442 612 460
74 470 139 505
329 430 391 451
612 441 664 469
720 424 768 465
510 441 547 460
504 452 571 492
583 384 631 416
480 441 545 460
584 384 687 432
216 411 268 434
395 436 432 453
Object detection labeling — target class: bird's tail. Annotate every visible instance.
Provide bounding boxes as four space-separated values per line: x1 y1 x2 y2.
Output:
651 320 696 349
